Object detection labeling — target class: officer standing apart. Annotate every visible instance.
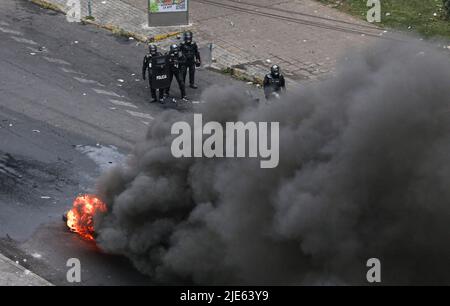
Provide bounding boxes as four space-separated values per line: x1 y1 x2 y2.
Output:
166 44 188 101
179 31 201 89
142 44 163 103
263 65 286 100
444 0 450 19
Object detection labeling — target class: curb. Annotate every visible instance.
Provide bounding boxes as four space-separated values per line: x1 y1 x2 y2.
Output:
30 0 64 13
83 20 149 42
0 253 53 286
231 67 265 85
149 31 183 43
208 65 264 86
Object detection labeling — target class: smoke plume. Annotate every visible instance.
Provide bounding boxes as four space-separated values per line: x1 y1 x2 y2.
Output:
95 40 450 285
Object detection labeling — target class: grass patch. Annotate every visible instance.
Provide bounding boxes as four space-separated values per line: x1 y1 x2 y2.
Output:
220 67 233 75
317 0 450 39
215 67 263 85
30 0 64 13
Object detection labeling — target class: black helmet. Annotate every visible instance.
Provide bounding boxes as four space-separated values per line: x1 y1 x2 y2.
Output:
184 31 193 43
271 65 280 77
149 44 157 55
170 44 179 54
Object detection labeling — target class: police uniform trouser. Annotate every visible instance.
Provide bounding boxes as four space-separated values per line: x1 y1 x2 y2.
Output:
150 88 165 101
264 87 280 100
183 62 196 86
149 77 164 101
166 69 186 98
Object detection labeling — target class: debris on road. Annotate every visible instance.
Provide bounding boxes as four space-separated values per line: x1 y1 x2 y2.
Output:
31 253 42 259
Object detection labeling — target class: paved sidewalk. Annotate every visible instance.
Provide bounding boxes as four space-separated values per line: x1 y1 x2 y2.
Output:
159 0 385 82
0 253 52 286
32 0 387 83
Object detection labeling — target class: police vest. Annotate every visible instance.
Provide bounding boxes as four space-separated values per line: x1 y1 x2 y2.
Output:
182 43 196 61
267 75 283 91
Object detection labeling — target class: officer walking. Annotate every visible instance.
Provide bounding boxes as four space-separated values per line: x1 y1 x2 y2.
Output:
263 65 286 100
444 0 450 19
166 44 187 101
142 44 164 102
179 31 201 89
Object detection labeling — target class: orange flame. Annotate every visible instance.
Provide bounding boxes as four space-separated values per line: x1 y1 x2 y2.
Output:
66 194 107 241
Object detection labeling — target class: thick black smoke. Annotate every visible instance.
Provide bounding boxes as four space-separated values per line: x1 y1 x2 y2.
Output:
95 40 450 285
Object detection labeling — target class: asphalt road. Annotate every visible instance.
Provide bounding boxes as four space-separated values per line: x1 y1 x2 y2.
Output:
0 0 254 285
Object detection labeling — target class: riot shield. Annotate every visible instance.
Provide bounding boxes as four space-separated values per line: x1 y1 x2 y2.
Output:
150 55 171 89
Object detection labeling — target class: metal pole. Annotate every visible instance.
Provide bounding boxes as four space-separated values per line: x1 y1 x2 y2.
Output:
87 0 92 17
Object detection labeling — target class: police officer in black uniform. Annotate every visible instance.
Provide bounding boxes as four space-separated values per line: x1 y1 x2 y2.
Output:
142 44 164 102
444 0 450 18
166 44 187 100
263 65 286 100
179 31 201 89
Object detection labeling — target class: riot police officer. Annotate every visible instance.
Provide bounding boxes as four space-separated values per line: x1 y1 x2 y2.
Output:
166 44 187 100
263 65 286 100
142 44 164 102
444 0 450 19
179 31 201 89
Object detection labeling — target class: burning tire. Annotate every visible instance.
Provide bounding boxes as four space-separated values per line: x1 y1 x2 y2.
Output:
64 194 107 241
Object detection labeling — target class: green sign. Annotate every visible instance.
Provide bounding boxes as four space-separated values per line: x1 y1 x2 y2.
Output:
150 0 188 13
